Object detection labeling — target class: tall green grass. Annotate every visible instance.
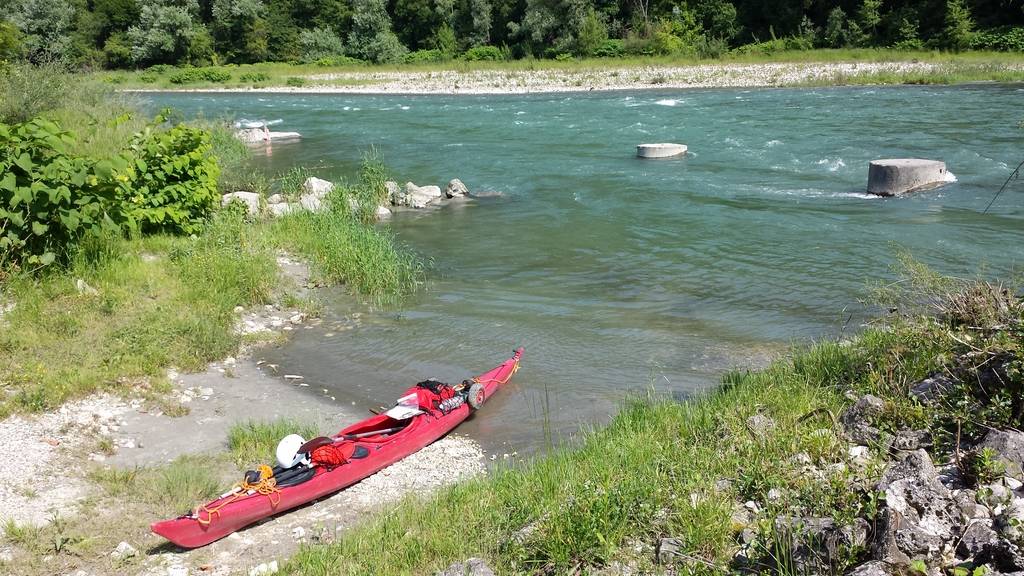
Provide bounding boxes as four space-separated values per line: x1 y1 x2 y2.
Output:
1 62 146 158
228 418 322 469
265 155 424 302
0 211 277 416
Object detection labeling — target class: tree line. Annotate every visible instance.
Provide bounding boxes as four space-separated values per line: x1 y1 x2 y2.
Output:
0 0 1021 68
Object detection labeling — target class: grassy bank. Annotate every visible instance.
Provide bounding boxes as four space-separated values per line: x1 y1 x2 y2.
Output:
0 66 423 416
280 266 1021 575
98 50 1024 91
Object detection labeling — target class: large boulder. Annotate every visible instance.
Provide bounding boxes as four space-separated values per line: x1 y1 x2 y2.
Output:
445 178 469 198
221 192 261 216
375 205 392 220
977 430 1024 481
873 450 961 566
909 374 956 403
405 182 442 209
867 159 950 196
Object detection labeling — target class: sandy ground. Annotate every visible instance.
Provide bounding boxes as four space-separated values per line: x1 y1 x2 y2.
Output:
123 60 1013 96
0 253 488 575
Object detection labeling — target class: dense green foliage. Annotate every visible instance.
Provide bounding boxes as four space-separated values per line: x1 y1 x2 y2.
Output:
0 114 219 268
0 0 1021 69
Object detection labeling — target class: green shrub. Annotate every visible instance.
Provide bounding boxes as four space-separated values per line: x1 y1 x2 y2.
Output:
971 27 1024 52
732 36 813 55
146 64 174 75
403 49 445 64
463 45 504 61
168 67 232 85
285 76 306 87
594 39 625 58
314 55 365 67
554 53 574 61
0 119 133 268
126 119 220 235
139 72 158 84
239 71 270 83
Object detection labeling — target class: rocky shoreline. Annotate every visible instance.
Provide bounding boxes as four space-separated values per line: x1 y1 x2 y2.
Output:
123 60 1024 96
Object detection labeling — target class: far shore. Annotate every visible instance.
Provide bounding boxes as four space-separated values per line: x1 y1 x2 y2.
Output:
119 59 1024 95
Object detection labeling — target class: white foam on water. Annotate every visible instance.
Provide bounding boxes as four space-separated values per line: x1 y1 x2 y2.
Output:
766 140 783 147
400 106 410 110
516 110 526 115
837 192 882 200
817 158 846 172
943 170 958 183
343 106 351 110
724 137 743 147
655 99 679 106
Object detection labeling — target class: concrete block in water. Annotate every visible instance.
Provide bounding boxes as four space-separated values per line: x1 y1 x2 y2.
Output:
637 143 687 159
867 159 949 196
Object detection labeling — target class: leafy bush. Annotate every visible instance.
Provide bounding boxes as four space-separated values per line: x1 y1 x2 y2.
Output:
314 55 365 67
463 45 504 61
0 119 133 268
147 64 175 75
168 67 232 85
126 120 220 235
239 71 271 83
285 76 306 87
299 27 346 63
971 27 1024 52
732 36 813 55
594 39 625 58
403 49 445 64
139 72 159 83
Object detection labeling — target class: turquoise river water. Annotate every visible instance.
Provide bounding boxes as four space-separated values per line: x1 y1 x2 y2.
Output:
147 85 1024 453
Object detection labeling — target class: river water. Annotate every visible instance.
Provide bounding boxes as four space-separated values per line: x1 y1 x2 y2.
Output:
146 85 1024 454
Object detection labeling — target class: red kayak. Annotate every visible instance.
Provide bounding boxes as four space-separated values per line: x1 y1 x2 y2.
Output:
152 348 523 548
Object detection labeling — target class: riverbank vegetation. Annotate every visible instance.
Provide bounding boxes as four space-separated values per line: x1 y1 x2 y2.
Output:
1 0 1022 71
281 262 1023 575
0 65 422 417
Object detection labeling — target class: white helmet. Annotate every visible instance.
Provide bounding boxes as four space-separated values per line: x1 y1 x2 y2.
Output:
275 434 308 469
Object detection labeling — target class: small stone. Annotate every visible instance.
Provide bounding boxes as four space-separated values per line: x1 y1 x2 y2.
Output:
292 526 306 540
848 445 871 466
269 202 298 217
375 205 392 219
766 488 784 501
75 278 99 295
168 567 189 576
976 429 1024 480
0 549 14 562
656 537 682 565
233 306 245 314
746 414 775 438
223 357 236 366
267 194 284 204
1006 476 1023 491
111 541 136 559
289 314 304 324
